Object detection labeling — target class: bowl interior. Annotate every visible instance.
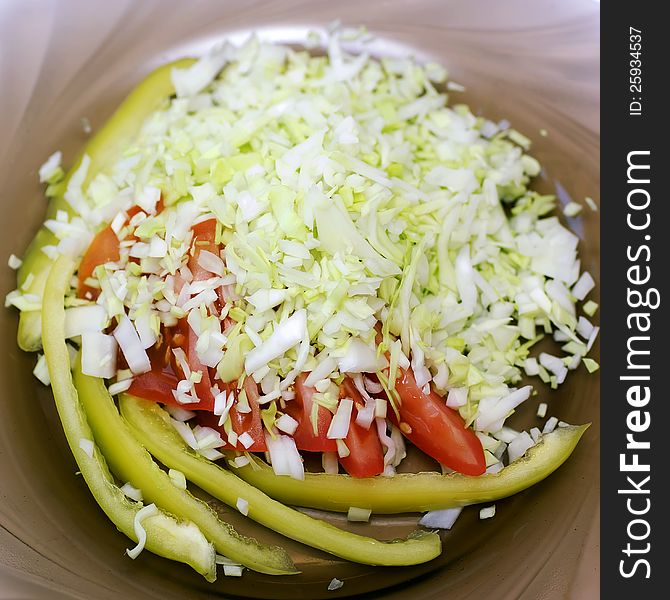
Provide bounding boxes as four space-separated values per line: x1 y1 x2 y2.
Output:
0 1 599 598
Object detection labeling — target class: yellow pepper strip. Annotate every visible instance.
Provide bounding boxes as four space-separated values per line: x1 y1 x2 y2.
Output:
227 425 590 514
119 395 442 567
17 58 195 352
73 364 298 575
41 255 216 581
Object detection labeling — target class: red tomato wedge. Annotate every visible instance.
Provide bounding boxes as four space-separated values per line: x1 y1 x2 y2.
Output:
188 219 218 279
282 374 337 452
230 377 267 451
391 369 486 476
338 378 384 478
127 328 185 407
127 322 214 411
195 378 267 452
127 369 181 406
126 217 225 412
77 200 165 299
181 318 216 410
187 218 232 318
77 226 120 299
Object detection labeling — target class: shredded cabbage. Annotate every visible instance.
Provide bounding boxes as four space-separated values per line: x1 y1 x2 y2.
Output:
25 29 598 460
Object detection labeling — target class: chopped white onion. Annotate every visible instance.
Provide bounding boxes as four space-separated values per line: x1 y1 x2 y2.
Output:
335 438 350 458
33 353 51 385
39 150 62 182
479 505 496 520
572 271 595 300
81 332 117 379
108 378 133 396
275 413 299 435
168 469 187 490
172 43 232 98
304 356 337 387
136 186 161 214
265 432 304 480
375 418 396 466
231 455 250 468
576 316 594 341
236 497 249 516
492 426 520 444
419 507 462 529
322 451 339 474
543 416 559 434
327 398 354 439
539 352 568 385
238 432 255 449
64 304 107 338
245 309 307 375
508 431 535 463
523 357 540 376
223 565 245 577
120 483 143 502
347 507 372 522
337 338 384 373
79 438 94 458
134 310 158 349
126 503 158 559
328 578 344 591
198 250 226 276
476 386 532 432
7 254 22 270
246 289 286 313
171 419 199 450
446 387 467 408
199 447 225 461
364 377 383 395
165 405 197 422
586 326 599 352
113 315 151 374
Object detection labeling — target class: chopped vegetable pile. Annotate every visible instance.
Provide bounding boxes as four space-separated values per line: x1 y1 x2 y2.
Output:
7 25 596 583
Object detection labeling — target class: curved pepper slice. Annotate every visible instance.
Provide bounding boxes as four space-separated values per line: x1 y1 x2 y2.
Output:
225 424 590 514
17 57 195 351
41 255 216 581
120 395 442 567
73 363 297 575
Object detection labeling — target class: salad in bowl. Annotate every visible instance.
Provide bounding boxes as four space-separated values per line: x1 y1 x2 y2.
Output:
6 27 597 583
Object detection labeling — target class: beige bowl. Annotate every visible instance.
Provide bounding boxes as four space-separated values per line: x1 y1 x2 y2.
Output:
0 1 599 598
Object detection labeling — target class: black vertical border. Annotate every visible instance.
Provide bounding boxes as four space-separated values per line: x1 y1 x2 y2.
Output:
601 3 669 597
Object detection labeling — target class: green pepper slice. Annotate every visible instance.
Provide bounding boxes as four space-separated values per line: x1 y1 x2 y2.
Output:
41 255 216 581
224 425 590 514
73 363 298 575
119 395 442 567
17 58 195 352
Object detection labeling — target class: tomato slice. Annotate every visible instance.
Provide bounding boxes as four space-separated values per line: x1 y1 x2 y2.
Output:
188 219 217 277
77 198 165 300
127 323 213 411
187 218 233 318
171 317 215 412
231 377 267 451
391 369 486 476
127 369 181 406
195 378 267 452
129 218 225 412
127 326 186 407
338 378 384 478
283 374 337 452
77 226 120 299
